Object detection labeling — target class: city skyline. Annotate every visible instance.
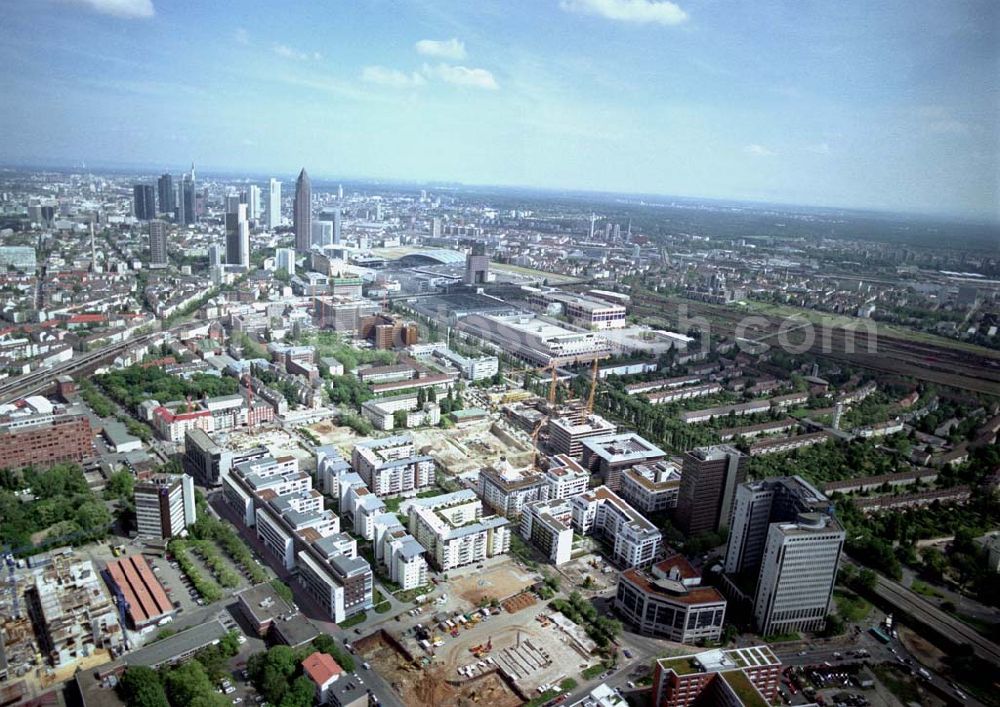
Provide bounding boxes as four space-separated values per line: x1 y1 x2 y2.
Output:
0 0 996 221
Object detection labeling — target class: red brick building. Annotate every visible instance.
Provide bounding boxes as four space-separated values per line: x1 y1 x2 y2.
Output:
652 646 782 707
0 399 92 470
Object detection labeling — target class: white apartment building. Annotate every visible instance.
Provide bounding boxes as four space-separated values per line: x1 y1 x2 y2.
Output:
619 460 682 514
374 516 429 591
478 459 548 518
256 505 296 570
571 486 662 568
352 435 435 497
346 486 387 540
407 490 510 571
315 445 351 495
542 455 590 499
520 498 574 565
431 346 499 381
222 452 374 624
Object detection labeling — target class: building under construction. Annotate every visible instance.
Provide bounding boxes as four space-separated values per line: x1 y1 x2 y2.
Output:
24 553 123 667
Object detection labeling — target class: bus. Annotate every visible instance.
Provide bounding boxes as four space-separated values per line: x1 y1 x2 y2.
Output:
869 626 891 644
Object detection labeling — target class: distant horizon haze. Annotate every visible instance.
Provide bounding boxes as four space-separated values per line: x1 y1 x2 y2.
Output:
0 0 996 221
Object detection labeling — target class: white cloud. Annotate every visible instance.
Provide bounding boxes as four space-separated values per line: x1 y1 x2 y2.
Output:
234 27 250 45
423 63 499 90
744 144 775 156
272 43 320 61
806 142 831 154
64 0 154 19
361 66 426 88
927 119 969 135
415 38 467 60
560 0 687 26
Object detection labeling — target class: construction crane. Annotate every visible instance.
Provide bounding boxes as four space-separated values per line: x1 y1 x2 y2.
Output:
242 373 254 429
585 357 599 414
530 417 547 469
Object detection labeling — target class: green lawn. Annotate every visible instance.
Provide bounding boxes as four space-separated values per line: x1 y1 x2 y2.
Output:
910 579 944 599
763 632 801 643
834 589 872 623
395 584 434 603
338 611 367 629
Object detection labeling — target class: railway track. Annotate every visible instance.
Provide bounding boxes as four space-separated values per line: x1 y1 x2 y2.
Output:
632 294 1000 396
0 331 163 405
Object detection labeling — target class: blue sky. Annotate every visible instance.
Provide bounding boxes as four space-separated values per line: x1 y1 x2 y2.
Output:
0 0 997 220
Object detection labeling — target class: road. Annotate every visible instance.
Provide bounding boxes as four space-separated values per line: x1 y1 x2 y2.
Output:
868 571 1000 666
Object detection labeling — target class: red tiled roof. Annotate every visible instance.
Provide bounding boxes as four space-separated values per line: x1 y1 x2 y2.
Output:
302 651 342 686
106 554 173 624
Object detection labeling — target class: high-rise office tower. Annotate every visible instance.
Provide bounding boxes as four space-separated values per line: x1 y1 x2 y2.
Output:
178 174 197 226
226 204 250 268
276 248 296 276
725 476 832 575
157 173 174 218
674 445 748 536
224 193 241 215
133 184 156 220
207 244 223 267
464 242 489 285
267 178 281 229
753 515 844 635
244 184 261 221
293 168 312 253
148 220 168 268
318 208 341 245
337 183 343 200
134 473 196 540
727 478 844 635
312 220 333 248
431 217 442 238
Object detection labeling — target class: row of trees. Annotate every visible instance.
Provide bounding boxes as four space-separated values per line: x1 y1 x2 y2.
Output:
186 496 269 584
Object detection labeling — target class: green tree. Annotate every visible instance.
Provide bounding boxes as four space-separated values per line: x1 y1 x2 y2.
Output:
118 666 169 707
922 547 948 581
393 409 408 429
104 470 135 501
164 661 227 707
248 645 299 705
312 634 355 671
279 676 316 707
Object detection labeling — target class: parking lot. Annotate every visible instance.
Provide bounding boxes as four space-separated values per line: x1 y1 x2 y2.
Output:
147 555 206 614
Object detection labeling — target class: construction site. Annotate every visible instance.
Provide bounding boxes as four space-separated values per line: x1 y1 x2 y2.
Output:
356 583 600 705
1 548 122 704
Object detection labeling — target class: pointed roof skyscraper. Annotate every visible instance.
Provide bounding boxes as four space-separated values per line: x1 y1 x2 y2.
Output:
294 168 312 254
